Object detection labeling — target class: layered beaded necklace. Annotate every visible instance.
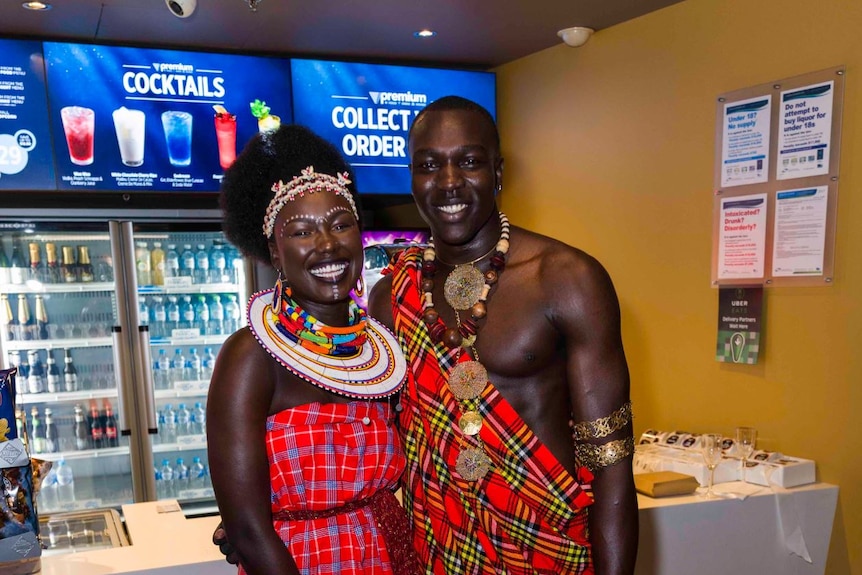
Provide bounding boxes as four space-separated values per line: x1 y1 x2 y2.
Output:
420 212 510 481
274 286 368 356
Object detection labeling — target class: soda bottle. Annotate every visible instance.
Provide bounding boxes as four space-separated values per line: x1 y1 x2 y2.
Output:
174 458 189 495
44 408 60 453
151 296 166 339
210 294 226 335
9 237 26 285
165 244 180 279
35 294 50 340
73 404 90 450
77 246 95 283
89 402 104 449
63 349 79 392
44 243 61 284
154 348 170 389
180 244 195 279
194 243 209 284
104 400 119 447
135 241 152 285
30 407 45 453
26 350 45 394
201 347 216 380
179 295 194 330
158 459 174 498
209 240 227 282
162 404 177 444
61 245 78 283
176 403 191 436
45 349 61 393
193 295 209 335
185 348 202 382
192 401 206 435
0 235 10 285
55 459 75 502
166 296 180 335
190 456 207 490
150 241 166 286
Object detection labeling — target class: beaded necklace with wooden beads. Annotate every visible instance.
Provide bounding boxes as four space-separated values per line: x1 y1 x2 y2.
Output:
419 211 510 481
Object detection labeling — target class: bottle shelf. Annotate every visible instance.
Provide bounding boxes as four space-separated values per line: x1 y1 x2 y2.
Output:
35 445 128 461
153 434 207 452
4 336 113 351
149 334 230 347
0 281 115 295
17 388 118 404
139 282 241 295
154 381 210 398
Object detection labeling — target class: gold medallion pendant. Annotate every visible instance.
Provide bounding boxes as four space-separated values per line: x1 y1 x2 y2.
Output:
456 447 492 481
458 411 483 436
448 360 488 400
443 265 485 310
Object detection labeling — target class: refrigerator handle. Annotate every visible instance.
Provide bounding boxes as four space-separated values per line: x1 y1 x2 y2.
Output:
111 326 134 435
136 325 158 433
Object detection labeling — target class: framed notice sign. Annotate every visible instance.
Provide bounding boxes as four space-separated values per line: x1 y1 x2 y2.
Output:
711 66 843 287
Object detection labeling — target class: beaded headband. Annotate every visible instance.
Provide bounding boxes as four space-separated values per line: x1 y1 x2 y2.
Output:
263 166 359 238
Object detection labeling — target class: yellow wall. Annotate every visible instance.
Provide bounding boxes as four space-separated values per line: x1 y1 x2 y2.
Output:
495 0 860 571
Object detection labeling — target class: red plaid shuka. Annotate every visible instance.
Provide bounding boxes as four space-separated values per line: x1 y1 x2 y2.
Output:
239 401 416 575
387 247 596 575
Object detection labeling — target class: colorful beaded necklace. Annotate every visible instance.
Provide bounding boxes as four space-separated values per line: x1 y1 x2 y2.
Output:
420 211 511 481
274 286 367 356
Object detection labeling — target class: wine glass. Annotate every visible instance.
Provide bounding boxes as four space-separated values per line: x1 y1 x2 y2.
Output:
700 433 723 499
736 426 757 483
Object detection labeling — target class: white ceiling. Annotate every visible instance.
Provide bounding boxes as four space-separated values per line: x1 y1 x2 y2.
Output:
0 0 685 68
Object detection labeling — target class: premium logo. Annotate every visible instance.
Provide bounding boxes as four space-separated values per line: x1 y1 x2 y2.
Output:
368 90 427 107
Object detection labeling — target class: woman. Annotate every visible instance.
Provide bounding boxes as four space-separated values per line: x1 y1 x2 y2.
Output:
207 125 417 575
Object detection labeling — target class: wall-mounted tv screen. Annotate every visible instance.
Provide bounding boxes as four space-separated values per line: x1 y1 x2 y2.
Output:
291 59 495 195
358 229 429 309
43 42 292 193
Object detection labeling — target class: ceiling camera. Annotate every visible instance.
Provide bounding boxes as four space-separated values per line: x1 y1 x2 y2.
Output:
165 0 196 18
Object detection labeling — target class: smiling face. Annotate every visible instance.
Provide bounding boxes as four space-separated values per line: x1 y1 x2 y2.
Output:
409 108 503 251
267 189 363 323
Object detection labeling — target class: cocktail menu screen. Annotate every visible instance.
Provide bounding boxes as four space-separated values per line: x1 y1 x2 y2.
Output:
43 42 293 192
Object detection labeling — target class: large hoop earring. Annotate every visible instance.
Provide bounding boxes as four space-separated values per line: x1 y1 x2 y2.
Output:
354 274 365 297
272 271 286 310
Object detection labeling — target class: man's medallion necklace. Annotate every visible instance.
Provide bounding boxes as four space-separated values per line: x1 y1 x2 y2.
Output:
420 212 510 481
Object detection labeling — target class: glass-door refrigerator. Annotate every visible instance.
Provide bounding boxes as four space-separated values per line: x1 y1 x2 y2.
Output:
0 213 252 516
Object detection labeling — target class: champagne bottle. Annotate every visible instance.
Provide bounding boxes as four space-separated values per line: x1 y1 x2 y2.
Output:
28 242 43 283
9 237 26 285
44 408 60 453
1 294 16 340
63 348 79 392
35 294 50 340
45 242 61 284
17 295 34 340
0 235 10 285
26 350 45 394
61 245 77 283
46 350 61 393
77 245 95 283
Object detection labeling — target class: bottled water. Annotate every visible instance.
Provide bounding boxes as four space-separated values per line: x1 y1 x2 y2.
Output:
179 295 194 330
166 295 180 334
209 241 227 282
138 296 150 327
202 464 212 489
162 404 177 444
209 295 225 335
158 459 174 499
176 403 191 436
154 349 171 389
185 348 202 382
56 459 75 502
154 409 164 445
193 296 209 335
227 244 242 285
192 401 206 435
201 347 216 380
151 296 166 339
174 458 190 495
180 244 195 279
40 467 59 510
170 349 185 385
222 294 239 334
165 244 180 279
135 241 151 286
189 456 207 490
194 244 209 284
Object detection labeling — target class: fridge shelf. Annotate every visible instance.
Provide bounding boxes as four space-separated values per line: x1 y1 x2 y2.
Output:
139 282 241 295
0 281 115 295
18 388 118 404
155 381 210 397
153 434 207 452
36 446 129 461
149 334 230 347
4 336 113 351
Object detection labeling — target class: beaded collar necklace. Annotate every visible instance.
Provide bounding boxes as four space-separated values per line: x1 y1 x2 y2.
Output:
420 211 510 481
274 287 368 356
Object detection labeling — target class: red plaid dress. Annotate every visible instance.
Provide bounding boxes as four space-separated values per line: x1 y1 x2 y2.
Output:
238 401 408 575
387 247 596 575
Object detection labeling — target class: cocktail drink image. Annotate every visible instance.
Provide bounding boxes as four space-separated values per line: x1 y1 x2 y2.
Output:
60 106 95 165
112 107 146 167
213 105 237 170
161 110 193 167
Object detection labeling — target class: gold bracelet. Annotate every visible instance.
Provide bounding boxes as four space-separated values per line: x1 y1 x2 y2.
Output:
571 401 633 441
575 437 635 471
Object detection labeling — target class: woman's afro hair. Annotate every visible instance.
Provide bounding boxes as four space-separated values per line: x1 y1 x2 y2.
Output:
219 124 360 264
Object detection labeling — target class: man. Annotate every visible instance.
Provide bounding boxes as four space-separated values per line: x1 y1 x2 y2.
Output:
367 95 638 574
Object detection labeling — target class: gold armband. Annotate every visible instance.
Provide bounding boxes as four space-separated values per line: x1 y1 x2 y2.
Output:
571 401 633 441
575 437 635 471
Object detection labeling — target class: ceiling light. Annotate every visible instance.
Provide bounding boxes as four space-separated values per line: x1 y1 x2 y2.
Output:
557 26 594 48
22 2 51 10
245 0 263 11
414 30 436 38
